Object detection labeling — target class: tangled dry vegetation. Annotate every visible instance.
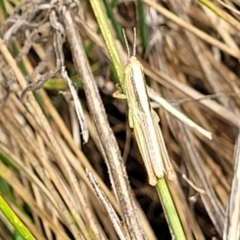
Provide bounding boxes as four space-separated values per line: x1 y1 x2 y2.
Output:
0 0 240 239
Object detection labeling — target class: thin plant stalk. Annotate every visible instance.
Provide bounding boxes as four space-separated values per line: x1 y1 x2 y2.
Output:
0 195 36 240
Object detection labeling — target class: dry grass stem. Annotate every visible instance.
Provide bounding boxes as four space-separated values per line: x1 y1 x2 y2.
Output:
1 1 240 239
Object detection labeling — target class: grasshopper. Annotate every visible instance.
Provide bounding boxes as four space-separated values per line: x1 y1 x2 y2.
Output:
113 28 175 186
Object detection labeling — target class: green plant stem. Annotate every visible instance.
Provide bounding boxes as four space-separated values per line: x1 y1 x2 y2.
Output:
103 0 125 46
157 178 186 240
89 0 124 87
0 195 36 240
137 0 148 56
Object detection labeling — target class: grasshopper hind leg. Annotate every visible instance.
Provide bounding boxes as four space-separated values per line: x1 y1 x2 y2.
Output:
132 119 157 186
152 110 176 180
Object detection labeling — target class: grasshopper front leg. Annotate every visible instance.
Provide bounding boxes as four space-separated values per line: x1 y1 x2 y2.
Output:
113 84 127 100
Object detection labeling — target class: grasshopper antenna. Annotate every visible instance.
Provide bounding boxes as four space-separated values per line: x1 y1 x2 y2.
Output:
122 28 130 59
133 27 136 57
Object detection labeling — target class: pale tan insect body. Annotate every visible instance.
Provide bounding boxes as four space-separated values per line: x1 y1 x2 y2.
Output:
114 29 175 185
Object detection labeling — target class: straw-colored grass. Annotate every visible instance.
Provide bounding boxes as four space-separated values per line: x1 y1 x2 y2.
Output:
0 0 240 239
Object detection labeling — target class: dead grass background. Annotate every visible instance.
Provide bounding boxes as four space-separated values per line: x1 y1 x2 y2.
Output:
0 0 240 239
